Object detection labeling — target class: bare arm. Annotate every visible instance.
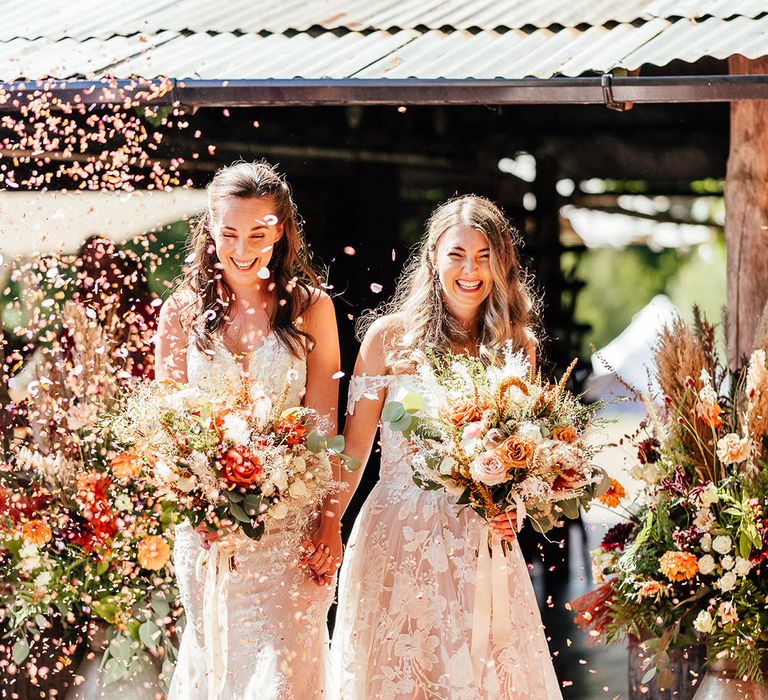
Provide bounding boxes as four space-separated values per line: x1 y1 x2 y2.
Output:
154 294 189 383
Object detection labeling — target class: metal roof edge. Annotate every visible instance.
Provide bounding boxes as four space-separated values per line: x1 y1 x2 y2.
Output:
1 74 767 109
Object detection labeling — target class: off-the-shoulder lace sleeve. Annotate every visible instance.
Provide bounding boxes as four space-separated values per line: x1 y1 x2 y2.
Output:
347 375 393 416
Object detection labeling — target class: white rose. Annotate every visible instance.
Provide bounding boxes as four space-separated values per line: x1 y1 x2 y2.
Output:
699 482 719 507
693 610 715 634
468 451 510 486
516 422 543 445
439 456 458 476
272 469 289 492
34 571 52 588
734 556 752 577
700 534 712 552
269 501 289 520
717 601 739 625
261 481 275 497
720 555 734 571
697 554 716 575
712 535 732 555
115 494 133 511
717 571 738 592
293 456 306 474
222 414 250 446
288 479 309 499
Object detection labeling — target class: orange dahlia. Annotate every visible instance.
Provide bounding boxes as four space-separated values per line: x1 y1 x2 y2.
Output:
659 550 699 582
137 535 171 571
598 479 625 508
110 451 142 479
21 519 53 546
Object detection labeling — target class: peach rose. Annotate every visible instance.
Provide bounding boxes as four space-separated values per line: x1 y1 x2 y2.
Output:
21 519 52 547
659 550 699 582
552 426 578 444
219 446 264 488
137 535 171 571
716 433 750 464
110 451 142 479
494 436 535 469
441 397 487 427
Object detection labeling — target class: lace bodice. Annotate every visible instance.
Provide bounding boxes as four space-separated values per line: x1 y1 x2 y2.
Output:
348 374 438 486
187 334 306 407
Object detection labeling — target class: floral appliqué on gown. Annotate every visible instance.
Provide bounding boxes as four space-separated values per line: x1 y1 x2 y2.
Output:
169 335 333 700
331 375 562 700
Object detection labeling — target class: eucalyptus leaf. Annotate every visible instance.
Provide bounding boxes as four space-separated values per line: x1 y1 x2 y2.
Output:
11 638 29 664
151 594 170 619
102 657 129 686
326 435 346 453
225 490 244 504
306 431 326 454
381 402 405 423
390 412 413 432
139 620 161 651
402 392 424 414
558 498 580 520
341 455 361 471
108 635 133 662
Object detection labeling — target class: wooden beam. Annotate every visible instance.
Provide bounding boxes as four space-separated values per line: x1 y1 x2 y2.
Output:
726 56 768 368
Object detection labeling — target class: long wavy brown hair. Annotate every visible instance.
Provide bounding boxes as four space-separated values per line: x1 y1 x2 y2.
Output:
360 195 539 372
179 161 320 358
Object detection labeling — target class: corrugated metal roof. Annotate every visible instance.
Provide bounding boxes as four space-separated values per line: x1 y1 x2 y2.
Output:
3 0 767 38
1 1 766 82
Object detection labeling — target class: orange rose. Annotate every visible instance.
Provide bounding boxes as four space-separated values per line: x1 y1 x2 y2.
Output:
598 479 625 508
137 535 171 571
494 436 535 469
552 426 578 444
219 446 264 488
21 519 52 546
441 397 487 427
110 452 141 479
659 551 698 582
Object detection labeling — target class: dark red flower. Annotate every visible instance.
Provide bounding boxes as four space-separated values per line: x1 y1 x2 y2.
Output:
599 522 635 551
637 438 661 465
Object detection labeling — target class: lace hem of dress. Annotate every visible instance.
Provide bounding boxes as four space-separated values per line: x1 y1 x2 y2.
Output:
346 374 394 415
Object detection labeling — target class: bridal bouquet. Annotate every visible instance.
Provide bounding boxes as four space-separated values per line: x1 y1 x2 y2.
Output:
382 344 609 532
112 379 348 540
572 312 768 685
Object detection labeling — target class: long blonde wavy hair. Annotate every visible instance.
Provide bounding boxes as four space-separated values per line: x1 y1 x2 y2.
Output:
360 195 538 372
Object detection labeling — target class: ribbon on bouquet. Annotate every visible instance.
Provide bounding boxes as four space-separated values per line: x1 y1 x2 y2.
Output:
470 524 512 689
198 540 237 700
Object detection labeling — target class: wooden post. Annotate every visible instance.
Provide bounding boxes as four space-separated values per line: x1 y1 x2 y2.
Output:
726 56 768 369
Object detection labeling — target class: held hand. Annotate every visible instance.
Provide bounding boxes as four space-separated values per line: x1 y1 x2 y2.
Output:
489 510 519 541
195 523 221 551
301 516 343 587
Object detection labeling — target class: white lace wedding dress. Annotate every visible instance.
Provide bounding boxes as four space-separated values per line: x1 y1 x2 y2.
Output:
169 334 333 700
331 375 562 700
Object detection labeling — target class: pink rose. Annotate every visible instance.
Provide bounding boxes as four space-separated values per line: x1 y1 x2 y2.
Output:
469 451 510 486
462 421 484 442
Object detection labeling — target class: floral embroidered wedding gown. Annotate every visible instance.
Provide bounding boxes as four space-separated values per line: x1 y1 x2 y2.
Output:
331 374 562 700
169 335 333 700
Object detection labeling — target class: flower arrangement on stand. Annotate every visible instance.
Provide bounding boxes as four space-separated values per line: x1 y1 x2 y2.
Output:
572 312 768 689
0 301 178 692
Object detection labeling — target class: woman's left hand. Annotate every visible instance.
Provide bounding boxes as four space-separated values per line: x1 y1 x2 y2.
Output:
489 510 519 541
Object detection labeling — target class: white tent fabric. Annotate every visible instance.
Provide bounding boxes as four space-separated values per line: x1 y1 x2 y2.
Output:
586 294 680 402
0 189 207 261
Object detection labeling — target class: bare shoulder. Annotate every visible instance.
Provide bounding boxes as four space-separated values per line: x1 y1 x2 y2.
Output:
304 286 334 314
357 314 405 374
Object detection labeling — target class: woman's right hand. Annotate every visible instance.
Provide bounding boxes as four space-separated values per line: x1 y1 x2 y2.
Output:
195 523 221 550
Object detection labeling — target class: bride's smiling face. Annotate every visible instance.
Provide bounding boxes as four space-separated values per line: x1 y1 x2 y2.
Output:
432 224 493 321
211 196 284 285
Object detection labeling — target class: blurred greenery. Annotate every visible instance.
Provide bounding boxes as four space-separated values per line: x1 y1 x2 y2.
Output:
565 235 726 356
